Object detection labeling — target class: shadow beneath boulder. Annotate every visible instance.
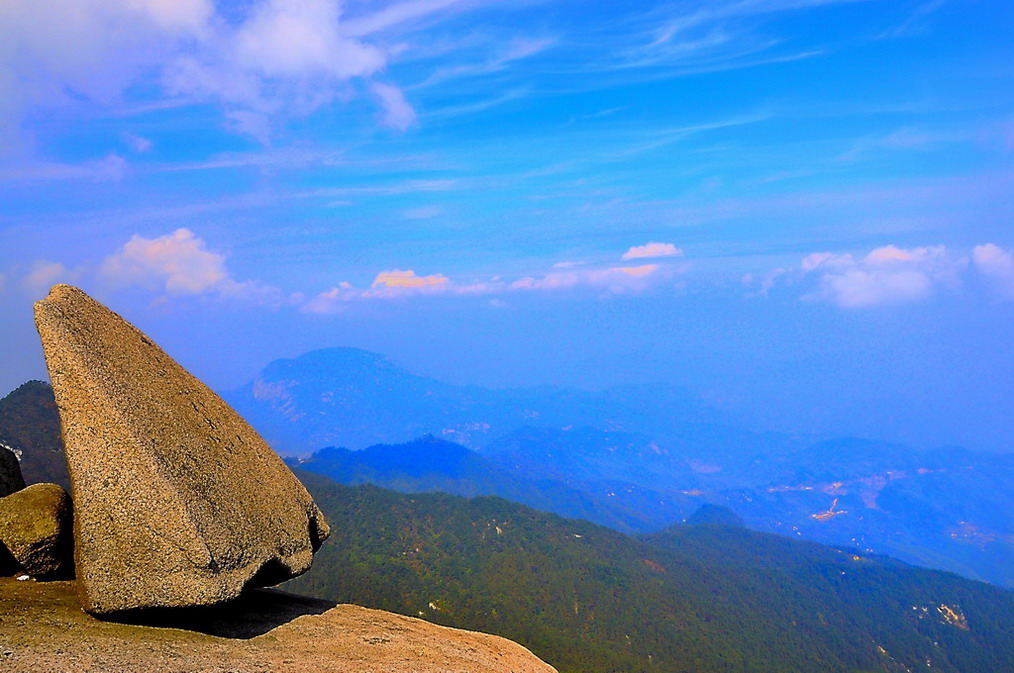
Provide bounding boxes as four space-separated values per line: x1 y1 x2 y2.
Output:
0 543 20 576
100 588 337 639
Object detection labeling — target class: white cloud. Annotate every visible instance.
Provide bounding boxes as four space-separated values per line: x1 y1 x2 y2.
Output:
232 0 380 80
622 242 684 260
511 264 671 295
741 268 786 297
0 0 211 150
371 269 449 289
0 0 415 145
813 268 933 309
302 258 686 313
303 271 498 313
101 228 227 294
99 228 282 304
372 82 417 131
401 205 443 220
302 282 355 314
20 261 79 299
972 243 1014 300
801 244 963 308
161 0 390 139
121 132 153 153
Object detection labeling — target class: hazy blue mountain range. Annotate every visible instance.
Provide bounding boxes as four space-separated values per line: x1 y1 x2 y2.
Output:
220 347 740 455
5 354 1012 590
4 382 1014 671
293 431 1014 589
288 436 695 534
482 427 1014 588
289 472 1014 673
226 348 1014 589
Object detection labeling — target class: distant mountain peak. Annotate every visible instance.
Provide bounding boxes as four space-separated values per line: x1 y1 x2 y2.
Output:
685 504 745 528
261 347 403 379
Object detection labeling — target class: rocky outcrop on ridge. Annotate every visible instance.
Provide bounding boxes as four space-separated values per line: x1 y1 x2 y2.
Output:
0 443 25 497
34 284 330 614
0 578 558 673
0 483 72 578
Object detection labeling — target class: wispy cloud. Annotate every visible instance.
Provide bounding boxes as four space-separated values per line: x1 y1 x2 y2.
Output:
972 243 1014 301
302 243 692 313
20 261 81 299
540 0 848 87
0 154 128 183
0 0 430 145
341 0 475 37
605 111 770 158
371 82 417 131
622 242 685 260
408 37 555 90
510 263 674 294
371 269 449 289
307 178 460 198
879 0 949 39
121 132 153 153
401 205 444 220
423 89 530 120
838 120 1013 162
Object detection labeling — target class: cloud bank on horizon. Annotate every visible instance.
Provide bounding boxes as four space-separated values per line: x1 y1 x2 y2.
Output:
10 227 1014 311
2 0 1013 451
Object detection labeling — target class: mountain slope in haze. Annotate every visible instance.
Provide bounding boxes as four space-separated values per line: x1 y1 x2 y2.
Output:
288 471 1014 673
221 347 735 455
484 426 1014 588
4 379 1014 671
8 370 1013 590
0 381 69 490
288 435 694 534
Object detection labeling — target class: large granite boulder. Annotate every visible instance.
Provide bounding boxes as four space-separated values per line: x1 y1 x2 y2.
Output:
34 284 330 614
0 483 73 578
0 443 25 497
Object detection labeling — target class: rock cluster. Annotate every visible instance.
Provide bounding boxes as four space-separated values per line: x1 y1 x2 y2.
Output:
32 284 330 614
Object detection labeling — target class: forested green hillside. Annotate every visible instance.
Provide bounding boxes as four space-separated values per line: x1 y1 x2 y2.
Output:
289 471 1014 673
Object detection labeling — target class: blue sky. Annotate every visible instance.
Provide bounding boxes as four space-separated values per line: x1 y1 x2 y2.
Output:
1 0 1013 450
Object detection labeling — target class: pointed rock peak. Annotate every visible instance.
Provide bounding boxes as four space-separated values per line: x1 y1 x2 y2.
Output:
34 284 330 614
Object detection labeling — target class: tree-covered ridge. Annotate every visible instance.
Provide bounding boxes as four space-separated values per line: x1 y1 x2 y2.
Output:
287 435 686 532
289 471 1014 673
0 381 68 490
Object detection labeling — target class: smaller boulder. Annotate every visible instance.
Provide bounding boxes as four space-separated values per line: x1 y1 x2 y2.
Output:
0 444 25 497
0 483 73 578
